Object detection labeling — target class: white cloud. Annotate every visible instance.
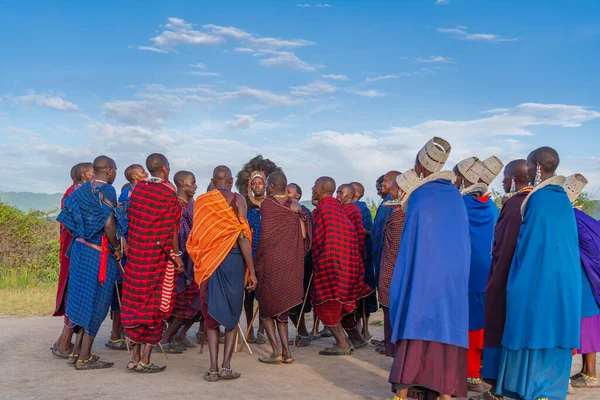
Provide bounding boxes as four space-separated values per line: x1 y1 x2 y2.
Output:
290 81 337 96
297 3 331 7
102 100 172 127
14 91 79 112
365 74 401 83
347 89 387 98
221 87 298 107
190 63 206 69
321 74 349 81
257 50 321 72
185 71 222 77
416 56 454 63
202 24 315 49
149 17 225 48
227 114 255 130
436 0 450 4
137 46 170 54
437 26 518 42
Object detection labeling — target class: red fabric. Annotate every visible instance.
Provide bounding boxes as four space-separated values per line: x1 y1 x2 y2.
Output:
199 279 220 330
121 180 182 345
172 282 200 320
254 196 312 318
343 203 365 260
314 299 356 327
54 184 79 317
468 329 484 378
379 207 406 308
98 236 108 284
311 197 373 307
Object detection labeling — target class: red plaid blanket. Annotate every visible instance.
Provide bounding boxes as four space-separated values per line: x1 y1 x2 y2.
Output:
254 197 312 318
311 197 372 305
121 180 181 338
378 206 406 308
343 203 366 262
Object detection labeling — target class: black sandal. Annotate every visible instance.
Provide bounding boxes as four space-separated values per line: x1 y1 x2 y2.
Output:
105 338 127 350
219 368 241 380
319 345 353 356
258 355 283 364
135 362 166 373
75 357 113 370
204 371 220 382
51 344 70 359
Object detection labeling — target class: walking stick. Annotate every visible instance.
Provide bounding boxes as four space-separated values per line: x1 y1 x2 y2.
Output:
312 316 320 337
239 305 260 352
113 280 130 353
198 329 206 355
157 342 169 360
238 323 253 355
293 273 313 347
156 241 191 287
361 300 368 339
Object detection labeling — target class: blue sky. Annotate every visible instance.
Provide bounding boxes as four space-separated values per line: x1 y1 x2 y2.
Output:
1 0 599 197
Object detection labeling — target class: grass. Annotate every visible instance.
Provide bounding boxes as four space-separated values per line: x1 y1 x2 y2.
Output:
370 319 384 327
0 285 56 317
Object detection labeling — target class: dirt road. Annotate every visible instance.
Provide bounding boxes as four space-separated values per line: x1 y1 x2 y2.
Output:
0 314 597 400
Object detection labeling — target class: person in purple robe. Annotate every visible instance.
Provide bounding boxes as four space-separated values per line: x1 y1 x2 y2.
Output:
481 159 532 399
564 173 600 389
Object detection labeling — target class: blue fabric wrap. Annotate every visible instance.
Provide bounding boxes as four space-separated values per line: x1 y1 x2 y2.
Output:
247 207 261 258
581 264 600 318
482 346 502 380
389 179 470 348
502 185 581 350
372 194 393 285
116 185 132 239
355 201 376 288
464 196 499 330
207 247 245 332
574 208 600 312
56 182 119 337
497 347 572 400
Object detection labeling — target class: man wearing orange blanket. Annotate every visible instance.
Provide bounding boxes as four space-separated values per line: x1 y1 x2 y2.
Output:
187 165 258 382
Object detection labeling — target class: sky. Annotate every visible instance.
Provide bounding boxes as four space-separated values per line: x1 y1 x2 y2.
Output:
1 0 599 199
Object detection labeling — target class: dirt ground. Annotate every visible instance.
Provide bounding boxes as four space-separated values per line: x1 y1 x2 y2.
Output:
0 312 597 400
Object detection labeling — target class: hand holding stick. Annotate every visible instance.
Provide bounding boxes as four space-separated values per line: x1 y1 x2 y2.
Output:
156 241 191 287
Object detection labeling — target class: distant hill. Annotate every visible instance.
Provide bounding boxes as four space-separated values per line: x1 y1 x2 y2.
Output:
0 191 62 213
300 200 315 211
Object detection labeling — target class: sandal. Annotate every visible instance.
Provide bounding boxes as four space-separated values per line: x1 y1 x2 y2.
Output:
126 360 138 371
571 373 600 388
256 332 266 345
196 330 206 344
156 342 183 354
319 345 353 356
51 343 70 359
282 356 295 364
135 362 166 373
75 356 113 370
105 338 127 350
219 367 241 380
204 371 220 382
371 339 384 346
319 328 333 338
175 336 196 348
247 334 257 344
258 355 283 364
67 353 79 365
352 339 369 349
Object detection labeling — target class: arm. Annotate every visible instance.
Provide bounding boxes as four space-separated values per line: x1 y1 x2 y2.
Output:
236 194 257 290
171 228 184 273
292 200 308 239
104 214 122 261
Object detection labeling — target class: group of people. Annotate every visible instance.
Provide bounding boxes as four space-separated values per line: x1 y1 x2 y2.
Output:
49 137 600 400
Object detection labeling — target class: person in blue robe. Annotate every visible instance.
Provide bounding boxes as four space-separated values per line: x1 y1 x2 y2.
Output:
497 147 581 400
57 156 123 370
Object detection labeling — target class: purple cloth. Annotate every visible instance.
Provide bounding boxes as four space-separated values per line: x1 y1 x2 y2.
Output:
176 200 194 294
579 314 600 354
574 208 600 306
484 192 528 348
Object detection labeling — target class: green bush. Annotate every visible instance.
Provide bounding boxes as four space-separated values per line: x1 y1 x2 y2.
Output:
0 201 59 288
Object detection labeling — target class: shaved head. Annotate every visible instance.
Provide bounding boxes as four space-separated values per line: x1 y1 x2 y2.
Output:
174 170 194 187
146 153 169 176
212 165 233 190
266 171 287 196
350 182 365 201
124 164 144 183
287 183 302 199
505 159 528 183
337 184 356 205
93 155 117 184
527 146 560 185
316 176 336 195
382 171 401 197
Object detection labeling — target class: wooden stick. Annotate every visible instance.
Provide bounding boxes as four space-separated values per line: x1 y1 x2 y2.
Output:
234 329 239 353
312 316 320 337
113 281 130 354
198 330 206 355
238 323 253 355
293 273 313 347
239 305 260 352
361 300 368 339
157 342 169 360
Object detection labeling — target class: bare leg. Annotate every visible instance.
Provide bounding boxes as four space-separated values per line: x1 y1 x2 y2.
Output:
132 343 142 363
176 320 195 340
140 343 153 364
72 330 84 356
207 328 220 372
277 321 291 358
262 318 281 359
161 318 186 344
56 325 74 353
244 292 255 338
221 327 238 370
328 324 351 349
110 312 122 341
583 353 597 377
290 313 309 337
78 332 94 361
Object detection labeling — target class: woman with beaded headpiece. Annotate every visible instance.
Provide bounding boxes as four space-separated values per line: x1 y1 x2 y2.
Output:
235 155 282 344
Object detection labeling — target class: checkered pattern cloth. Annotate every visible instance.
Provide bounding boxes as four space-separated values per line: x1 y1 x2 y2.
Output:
313 300 358 328
121 179 181 345
54 184 79 318
311 197 373 307
255 197 312 318
172 199 200 320
378 206 406 308
57 181 119 338
247 207 261 258
343 203 366 261
372 195 394 285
